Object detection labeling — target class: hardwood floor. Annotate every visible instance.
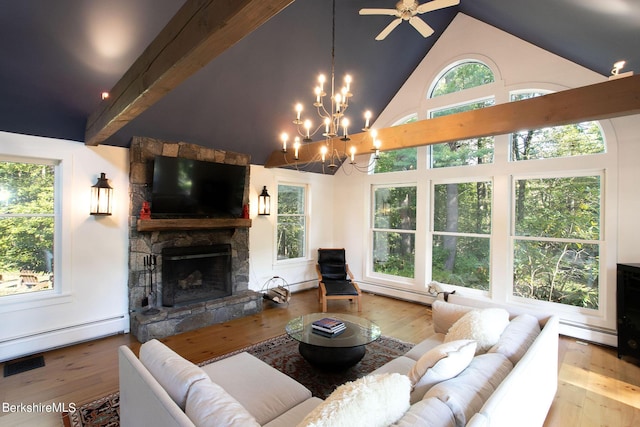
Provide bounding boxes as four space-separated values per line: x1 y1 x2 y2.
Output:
1 289 638 426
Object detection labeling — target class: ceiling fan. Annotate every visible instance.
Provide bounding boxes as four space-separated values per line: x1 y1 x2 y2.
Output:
360 0 460 40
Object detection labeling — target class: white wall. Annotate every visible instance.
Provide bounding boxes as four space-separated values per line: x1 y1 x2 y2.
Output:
613 114 640 263
0 132 130 361
248 165 335 293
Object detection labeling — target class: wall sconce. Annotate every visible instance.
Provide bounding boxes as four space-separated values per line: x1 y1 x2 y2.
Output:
90 173 113 216
258 186 271 215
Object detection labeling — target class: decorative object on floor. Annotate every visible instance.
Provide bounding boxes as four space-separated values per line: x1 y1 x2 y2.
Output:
59 333 413 426
61 392 119 427
261 276 291 305
3 354 45 377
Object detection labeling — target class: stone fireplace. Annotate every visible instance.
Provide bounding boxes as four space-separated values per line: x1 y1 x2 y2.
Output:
128 137 262 342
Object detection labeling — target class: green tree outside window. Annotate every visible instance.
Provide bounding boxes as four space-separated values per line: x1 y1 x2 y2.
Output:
372 185 416 278
0 161 55 297
276 184 306 260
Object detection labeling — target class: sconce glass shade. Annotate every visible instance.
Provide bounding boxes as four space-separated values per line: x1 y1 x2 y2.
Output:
258 186 271 215
90 172 113 215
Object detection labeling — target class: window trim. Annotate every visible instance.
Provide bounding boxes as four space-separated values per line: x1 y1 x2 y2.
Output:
0 154 72 312
427 59 496 99
508 170 605 312
367 183 418 286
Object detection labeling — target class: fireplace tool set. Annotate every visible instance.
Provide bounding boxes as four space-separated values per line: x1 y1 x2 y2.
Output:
142 254 159 315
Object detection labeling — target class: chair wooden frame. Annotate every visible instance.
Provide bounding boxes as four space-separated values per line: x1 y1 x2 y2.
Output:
315 249 362 312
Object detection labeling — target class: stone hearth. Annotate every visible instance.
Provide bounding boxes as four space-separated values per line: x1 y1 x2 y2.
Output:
128 137 262 342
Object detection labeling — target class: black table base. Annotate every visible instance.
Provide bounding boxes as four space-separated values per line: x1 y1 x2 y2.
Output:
298 342 366 370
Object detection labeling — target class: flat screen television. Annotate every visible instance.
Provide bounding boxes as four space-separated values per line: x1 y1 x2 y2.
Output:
151 156 246 219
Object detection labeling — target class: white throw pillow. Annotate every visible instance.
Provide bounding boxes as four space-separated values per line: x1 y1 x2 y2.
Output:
444 308 510 354
297 373 411 427
408 340 477 404
185 378 260 427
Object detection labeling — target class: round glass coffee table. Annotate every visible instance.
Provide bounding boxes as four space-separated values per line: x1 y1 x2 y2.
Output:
285 313 381 370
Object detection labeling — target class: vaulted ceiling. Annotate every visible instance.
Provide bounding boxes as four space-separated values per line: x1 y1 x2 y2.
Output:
1 0 638 165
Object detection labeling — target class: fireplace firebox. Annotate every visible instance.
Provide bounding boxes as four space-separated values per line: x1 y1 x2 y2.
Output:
161 244 232 307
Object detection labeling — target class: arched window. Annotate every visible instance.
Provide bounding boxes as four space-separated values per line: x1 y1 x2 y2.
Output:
429 61 494 98
428 62 495 168
373 114 418 173
510 92 605 161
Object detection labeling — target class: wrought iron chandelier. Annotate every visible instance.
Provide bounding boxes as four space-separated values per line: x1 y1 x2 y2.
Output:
278 0 380 173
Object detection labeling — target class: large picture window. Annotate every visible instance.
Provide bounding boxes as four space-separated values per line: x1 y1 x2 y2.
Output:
432 181 492 290
0 160 56 297
361 56 615 338
371 185 416 279
276 184 307 261
512 175 601 308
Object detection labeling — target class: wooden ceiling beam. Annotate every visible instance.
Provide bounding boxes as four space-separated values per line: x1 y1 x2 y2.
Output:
85 0 293 146
265 74 640 168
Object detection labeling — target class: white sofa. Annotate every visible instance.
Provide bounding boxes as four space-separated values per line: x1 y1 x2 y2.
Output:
118 300 559 427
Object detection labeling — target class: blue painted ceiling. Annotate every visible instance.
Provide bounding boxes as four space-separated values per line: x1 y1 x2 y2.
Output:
1 0 638 165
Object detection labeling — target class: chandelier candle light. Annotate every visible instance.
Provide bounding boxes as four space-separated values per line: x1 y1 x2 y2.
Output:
279 0 380 172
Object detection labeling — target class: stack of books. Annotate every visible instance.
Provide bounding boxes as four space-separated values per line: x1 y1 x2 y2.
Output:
311 317 346 337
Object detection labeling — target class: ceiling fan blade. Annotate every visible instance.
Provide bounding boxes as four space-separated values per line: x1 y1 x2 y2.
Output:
375 18 403 40
359 8 400 16
416 0 460 14
409 16 434 38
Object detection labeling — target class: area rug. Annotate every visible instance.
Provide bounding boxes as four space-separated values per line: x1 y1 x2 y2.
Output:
61 334 413 426
201 333 414 399
62 392 119 427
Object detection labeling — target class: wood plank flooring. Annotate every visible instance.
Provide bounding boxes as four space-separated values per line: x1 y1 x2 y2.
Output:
1 289 638 426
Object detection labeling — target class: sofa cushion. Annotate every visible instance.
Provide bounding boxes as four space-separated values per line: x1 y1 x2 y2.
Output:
408 340 477 404
185 377 260 427
444 308 510 354
404 333 446 361
297 373 411 427
139 339 208 410
391 397 456 427
432 300 476 334
263 398 324 427
488 314 541 365
370 355 416 376
424 353 513 427
201 352 312 425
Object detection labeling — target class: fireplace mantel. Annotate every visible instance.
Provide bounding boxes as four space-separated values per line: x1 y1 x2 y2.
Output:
136 218 252 232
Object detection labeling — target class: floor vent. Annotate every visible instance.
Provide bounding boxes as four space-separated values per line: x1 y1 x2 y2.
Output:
3 354 45 377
